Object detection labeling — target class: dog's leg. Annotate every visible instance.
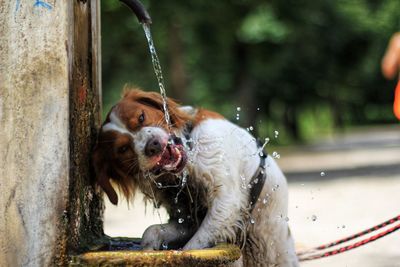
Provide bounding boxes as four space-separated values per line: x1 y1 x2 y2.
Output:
141 221 194 250
182 182 244 250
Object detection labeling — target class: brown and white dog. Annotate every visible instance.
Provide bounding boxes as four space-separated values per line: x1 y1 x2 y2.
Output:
93 88 299 267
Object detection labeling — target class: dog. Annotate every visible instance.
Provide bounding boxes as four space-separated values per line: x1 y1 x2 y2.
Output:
92 88 299 266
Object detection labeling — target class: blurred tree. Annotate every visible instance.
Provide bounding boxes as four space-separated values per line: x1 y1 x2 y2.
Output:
101 0 400 143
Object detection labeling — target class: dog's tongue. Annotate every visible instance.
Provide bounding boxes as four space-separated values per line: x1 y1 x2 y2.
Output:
160 144 180 165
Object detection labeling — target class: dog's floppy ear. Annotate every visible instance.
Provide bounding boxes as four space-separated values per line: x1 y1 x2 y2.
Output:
92 146 118 205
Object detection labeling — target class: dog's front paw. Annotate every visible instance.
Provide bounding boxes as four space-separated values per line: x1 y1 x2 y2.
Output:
183 238 212 250
141 224 165 250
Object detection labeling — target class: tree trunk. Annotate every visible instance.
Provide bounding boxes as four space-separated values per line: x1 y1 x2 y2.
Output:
168 22 188 102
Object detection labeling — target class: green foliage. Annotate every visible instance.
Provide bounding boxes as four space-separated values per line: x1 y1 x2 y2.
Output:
101 0 400 144
237 4 290 44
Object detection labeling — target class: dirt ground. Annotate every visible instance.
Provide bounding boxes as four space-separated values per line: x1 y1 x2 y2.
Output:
104 125 400 267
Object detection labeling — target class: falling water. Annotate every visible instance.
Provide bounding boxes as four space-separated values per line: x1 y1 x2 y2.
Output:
142 23 172 127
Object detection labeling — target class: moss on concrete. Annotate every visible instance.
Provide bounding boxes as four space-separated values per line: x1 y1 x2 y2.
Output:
70 243 241 267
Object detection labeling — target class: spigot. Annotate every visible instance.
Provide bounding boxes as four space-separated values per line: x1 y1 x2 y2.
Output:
119 0 152 24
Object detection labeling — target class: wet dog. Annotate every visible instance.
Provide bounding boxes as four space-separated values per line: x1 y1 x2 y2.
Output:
92 88 298 266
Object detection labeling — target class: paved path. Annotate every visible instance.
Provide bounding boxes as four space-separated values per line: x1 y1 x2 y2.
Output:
285 125 400 267
104 125 400 267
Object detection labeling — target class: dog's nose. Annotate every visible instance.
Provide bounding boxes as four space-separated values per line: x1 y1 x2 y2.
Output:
145 138 163 157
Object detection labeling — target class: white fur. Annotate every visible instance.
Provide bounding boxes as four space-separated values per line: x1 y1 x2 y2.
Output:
105 107 298 266
181 118 299 266
103 110 131 134
103 110 169 171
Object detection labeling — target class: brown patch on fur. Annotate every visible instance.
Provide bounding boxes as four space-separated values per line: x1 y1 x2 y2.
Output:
92 88 192 204
193 109 224 127
120 88 192 129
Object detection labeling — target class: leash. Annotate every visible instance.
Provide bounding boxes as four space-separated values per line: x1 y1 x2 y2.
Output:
298 214 400 261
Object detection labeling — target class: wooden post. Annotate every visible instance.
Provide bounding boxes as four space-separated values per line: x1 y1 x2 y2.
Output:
0 1 103 266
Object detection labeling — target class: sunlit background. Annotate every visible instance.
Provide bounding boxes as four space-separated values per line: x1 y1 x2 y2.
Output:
101 1 400 266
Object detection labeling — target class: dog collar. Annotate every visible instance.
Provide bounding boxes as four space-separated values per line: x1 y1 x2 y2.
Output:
248 139 268 213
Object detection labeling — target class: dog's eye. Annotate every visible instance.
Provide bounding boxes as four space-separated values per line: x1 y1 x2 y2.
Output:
138 112 145 124
118 145 129 154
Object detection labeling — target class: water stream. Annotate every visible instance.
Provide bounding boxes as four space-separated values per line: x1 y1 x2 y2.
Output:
142 23 172 128
142 24 189 226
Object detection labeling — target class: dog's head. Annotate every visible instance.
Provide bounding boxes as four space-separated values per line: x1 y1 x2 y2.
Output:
92 89 191 205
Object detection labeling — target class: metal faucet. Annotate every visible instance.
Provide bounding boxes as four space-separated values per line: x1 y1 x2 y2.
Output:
119 0 152 24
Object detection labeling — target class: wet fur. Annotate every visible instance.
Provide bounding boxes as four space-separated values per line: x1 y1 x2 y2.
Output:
93 89 299 266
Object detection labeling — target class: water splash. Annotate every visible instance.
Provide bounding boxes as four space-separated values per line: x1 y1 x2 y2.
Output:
162 241 168 250
142 23 172 127
173 169 188 203
272 151 280 159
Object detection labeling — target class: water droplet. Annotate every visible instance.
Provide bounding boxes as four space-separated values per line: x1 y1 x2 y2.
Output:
264 137 270 144
257 107 260 111
162 241 168 250
272 151 280 159
320 172 326 177
178 218 184 224
311 215 317 221
249 126 254 131
247 184 252 189
177 209 181 213
253 178 259 184
157 183 162 188
237 107 241 111
250 218 255 224
262 198 268 204
274 130 279 138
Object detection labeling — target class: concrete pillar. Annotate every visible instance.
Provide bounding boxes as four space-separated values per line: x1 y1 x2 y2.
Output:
0 1 103 266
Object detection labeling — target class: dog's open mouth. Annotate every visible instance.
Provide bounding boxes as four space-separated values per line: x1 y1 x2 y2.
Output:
153 144 187 174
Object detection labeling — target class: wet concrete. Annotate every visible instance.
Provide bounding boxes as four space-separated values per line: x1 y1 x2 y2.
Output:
72 242 241 267
0 1 103 266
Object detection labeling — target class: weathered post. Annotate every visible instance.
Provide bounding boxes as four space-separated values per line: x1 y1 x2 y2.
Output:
0 1 103 266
